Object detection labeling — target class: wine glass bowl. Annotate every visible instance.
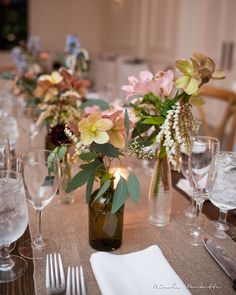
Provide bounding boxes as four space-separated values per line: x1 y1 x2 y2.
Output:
204 152 236 239
17 150 59 259
0 170 28 282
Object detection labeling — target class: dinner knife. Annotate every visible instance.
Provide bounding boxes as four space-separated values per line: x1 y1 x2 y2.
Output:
203 237 236 290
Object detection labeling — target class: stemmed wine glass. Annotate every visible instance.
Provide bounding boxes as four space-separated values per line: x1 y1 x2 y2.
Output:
0 170 29 282
17 150 59 259
204 152 236 239
188 136 220 246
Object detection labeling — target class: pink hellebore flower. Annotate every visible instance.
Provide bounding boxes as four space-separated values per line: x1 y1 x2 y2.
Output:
78 112 113 145
107 111 126 149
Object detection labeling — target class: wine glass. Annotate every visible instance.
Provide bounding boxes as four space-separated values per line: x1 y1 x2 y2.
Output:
0 170 29 282
204 152 236 239
188 136 220 246
17 150 59 259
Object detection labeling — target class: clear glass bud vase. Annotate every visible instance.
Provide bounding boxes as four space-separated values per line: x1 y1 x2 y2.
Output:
148 149 172 226
59 155 75 204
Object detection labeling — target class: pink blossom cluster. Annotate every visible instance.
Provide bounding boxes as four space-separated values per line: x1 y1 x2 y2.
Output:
121 69 174 99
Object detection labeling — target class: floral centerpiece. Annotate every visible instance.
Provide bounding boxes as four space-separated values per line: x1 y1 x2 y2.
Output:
63 108 140 251
32 67 90 202
34 68 90 128
122 52 224 226
54 34 90 79
12 37 51 105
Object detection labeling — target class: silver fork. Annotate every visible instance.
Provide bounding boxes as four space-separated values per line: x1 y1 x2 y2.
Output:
46 253 65 294
66 266 87 295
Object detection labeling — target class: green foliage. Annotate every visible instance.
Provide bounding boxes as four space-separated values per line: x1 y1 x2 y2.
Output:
127 171 140 203
86 172 96 202
92 180 111 204
66 169 91 193
92 143 122 158
80 99 110 111
58 145 67 160
111 176 129 213
142 116 165 125
79 152 98 161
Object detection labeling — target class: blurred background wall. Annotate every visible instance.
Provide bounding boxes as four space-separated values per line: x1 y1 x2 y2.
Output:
1 0 236 88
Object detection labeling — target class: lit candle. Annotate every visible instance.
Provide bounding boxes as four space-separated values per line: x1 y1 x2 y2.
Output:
111 167 129 188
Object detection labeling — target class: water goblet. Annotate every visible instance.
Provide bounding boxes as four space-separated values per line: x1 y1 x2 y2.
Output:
188 136 220 246
17 150 60 259
0 170 29 282
204 152 236 239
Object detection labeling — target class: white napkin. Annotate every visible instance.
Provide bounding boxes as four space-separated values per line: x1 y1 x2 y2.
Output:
176 178 192 196
90 245 191 295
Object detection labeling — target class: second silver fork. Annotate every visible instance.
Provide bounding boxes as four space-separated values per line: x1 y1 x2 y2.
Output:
66 266 87 295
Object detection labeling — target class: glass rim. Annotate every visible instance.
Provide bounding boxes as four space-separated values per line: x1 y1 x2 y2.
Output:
0 170 22 179
0 138 10 145
17 149 59 164
191 135 219 142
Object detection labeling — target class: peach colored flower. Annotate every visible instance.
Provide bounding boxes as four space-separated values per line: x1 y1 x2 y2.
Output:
78 112 113 145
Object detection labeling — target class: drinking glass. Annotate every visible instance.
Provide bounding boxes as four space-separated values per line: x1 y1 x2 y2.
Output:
0 170 29 282
204 152 236 239
0 139 10 172
188 136 220 246
17 150 59 259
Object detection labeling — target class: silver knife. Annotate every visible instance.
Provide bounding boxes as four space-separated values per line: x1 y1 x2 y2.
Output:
203 237 236 290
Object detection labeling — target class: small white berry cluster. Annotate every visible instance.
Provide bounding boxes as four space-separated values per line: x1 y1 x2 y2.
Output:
156 101 198 171
64 125 89 163
128 139 154 160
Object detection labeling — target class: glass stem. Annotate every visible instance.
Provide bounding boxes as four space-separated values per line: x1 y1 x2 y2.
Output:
33 210 45 248
195 201 203 231
0 246 14 270
216 210 228 230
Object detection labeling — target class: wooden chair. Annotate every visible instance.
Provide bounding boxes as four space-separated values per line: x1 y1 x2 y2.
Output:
195 86 236 151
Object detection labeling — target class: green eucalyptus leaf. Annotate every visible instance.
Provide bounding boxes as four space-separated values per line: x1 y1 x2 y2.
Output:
124 108 130 136
79 152 98 161
127 171 140 203
80 159 102 171
80 99 110 111
92 180 111 204
58 145 67 160
92 143 121 158
86 172 95 202
132 122 152 138
111 176 129 213
142 116 165 125
47 151 57 176
66 169 91 192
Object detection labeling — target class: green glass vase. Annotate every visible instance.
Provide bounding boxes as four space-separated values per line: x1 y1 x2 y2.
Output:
89 182 124 251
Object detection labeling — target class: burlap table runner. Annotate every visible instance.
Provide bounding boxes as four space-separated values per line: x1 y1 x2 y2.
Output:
27 159 236 295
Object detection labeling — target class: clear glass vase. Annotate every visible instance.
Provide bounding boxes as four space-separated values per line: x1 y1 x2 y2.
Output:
148 150 172 226
59 157 75 204
89 181 124 251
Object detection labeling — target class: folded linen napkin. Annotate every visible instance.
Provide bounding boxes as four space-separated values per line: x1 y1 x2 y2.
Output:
90 245 191 295
176 178 192 197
